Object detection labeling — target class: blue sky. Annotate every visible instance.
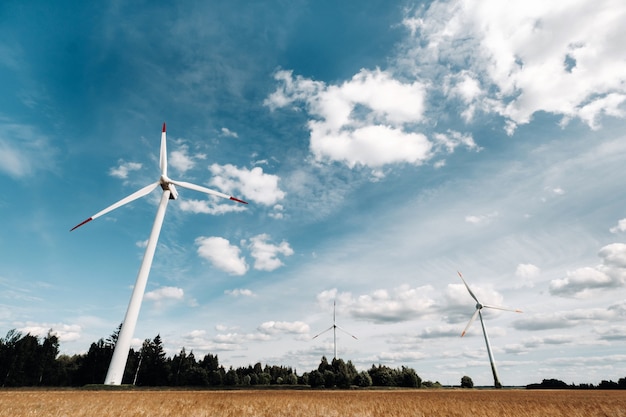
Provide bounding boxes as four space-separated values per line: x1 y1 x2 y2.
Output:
1 0 626 386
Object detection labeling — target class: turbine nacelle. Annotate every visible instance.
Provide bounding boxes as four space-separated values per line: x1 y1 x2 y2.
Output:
160 175 179 200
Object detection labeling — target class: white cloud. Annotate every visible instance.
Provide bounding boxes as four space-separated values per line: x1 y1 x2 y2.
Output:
515 263 540 288
145 286 184 302
109 161 142 179
169 145 195 173
266 68 466 168
178 198 247 215
224 288 255 297
513 308 617 331
258 321 310 335
401 0 626 132
268 204 284 219
17 323 81 342
610 218 626 234
248 234 294 271
209 164 285 206
195 236 248 275
318 285 436 324
220 127 238 138
433 130 479 153
549 243 626 297
0 122 56 178
465 211 499 224
310 123 433 168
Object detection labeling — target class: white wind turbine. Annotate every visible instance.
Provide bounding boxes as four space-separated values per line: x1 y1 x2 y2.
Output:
457 271 522 389
312 300 357 360
71 123 247 385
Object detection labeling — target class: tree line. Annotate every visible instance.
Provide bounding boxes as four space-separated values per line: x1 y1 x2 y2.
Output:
526 378 626 390
4 328 624 389
0 328 433 388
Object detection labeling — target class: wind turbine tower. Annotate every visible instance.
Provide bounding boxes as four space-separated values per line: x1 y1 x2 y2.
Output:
312 300 357 359
71 123 247 385
457 271 522 388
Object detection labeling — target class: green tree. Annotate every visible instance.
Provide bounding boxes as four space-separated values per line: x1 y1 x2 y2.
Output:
308 370 325 388
354 370 372 387
461 375 474 388
224 367 239 385
39 331 60 385
75 338 114 385
318 356 332 373
368 364 394 387
400 366 421 388
136 335 169 386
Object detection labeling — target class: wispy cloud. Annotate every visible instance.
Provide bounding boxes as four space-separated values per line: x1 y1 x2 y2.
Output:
109 160 142 179
224 288 256 297
257 321 309 335
0 122 56 178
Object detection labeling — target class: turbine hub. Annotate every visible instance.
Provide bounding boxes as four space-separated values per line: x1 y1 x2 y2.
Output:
160 176 179 200
476 303 483 310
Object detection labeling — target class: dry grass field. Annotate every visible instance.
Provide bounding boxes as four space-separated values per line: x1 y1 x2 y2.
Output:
1 389 625 417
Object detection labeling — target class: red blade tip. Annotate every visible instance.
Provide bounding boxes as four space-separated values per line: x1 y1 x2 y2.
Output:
162 122 166 132
70 217 93 231
230 196 248 204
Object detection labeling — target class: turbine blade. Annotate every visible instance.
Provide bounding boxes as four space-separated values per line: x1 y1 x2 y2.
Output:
458 271 480 303
461 309 480 337
483 304 523 313
336 325 358 340
312 326 334 339
169 179 248 204
70 182 160 231
160 122 167 177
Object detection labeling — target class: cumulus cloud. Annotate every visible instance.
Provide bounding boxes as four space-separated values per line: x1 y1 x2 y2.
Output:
400 0 626 133
145 286 184 302
248 234 294 271
109 160 142 179
610 218 626 234
515 263 540 288
258 321 310 335
318 285 436 324
195 236 248 275
549 243 626 297
169 144 196 173
17 323 81 342
209 164 285 206
266 68 450 168
268 204 284 219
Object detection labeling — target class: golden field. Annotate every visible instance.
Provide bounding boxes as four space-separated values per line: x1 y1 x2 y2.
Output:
1 389 625 417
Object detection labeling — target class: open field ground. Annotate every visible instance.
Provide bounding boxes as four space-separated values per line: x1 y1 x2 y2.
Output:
1 389 625 417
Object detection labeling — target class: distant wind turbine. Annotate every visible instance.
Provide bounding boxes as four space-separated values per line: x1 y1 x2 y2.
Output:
312 300 357 359
71 123 247 385
457 271 522 389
